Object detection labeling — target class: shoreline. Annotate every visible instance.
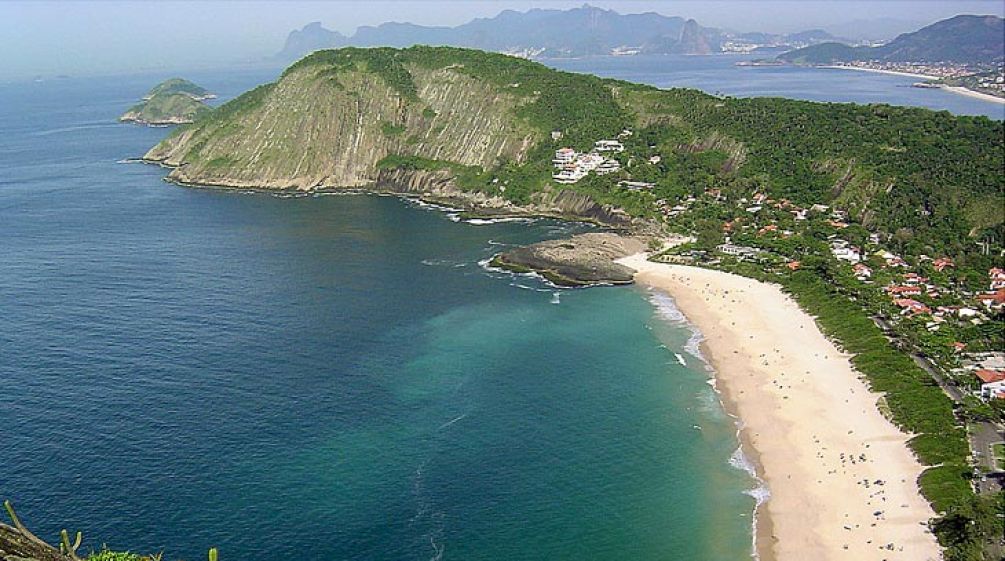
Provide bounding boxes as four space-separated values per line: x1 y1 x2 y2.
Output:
618 255 941 561
820 64 939 81
134 158 638 230
820 65 1005 105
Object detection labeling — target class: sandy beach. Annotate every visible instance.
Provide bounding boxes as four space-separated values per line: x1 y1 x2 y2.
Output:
940 85 1005 104
821 64 939 81
617 255 941 561
821 65 1005 105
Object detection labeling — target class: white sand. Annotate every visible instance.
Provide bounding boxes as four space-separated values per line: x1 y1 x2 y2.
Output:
617 255 941 561
940 85 1005 105
820 65 939 81
822 65 1005 105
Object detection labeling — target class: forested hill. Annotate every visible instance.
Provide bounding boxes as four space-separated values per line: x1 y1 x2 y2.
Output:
146 46 1003 260
144 78 214 101
779 14 1005 64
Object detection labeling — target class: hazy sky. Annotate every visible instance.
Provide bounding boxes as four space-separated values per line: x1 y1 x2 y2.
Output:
2 1 1002 79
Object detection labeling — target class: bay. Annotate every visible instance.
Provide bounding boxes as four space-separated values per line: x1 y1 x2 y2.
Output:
3 50 993 561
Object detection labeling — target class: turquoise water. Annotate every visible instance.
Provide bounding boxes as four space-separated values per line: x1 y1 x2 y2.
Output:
0 74 754 560
4 51 994 560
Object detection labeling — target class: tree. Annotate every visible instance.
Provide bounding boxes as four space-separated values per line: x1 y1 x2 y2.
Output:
695 218 724 250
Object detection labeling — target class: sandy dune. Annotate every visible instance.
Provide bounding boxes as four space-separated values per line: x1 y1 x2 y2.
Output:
617 255 941 561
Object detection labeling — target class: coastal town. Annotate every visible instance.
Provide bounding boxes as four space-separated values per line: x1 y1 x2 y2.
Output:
549 124 1005 498
651 188 1005 406
828 60 1005 98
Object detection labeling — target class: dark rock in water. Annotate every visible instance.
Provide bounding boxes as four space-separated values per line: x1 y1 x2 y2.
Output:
493 233 645 287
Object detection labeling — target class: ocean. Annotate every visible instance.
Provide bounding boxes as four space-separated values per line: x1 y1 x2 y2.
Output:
546 53 1004 120
0 55 996 561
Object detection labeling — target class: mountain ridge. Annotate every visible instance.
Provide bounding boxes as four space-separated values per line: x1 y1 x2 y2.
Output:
277 5 842 60
779 14 1004 64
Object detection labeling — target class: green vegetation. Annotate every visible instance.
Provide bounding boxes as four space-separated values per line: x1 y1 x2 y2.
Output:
778 42 863 64
87 550 147 561
621 88 1003 256
145 78 212 100
932 491 1005 561
121 93 211 125
152 46 1002 256
283 47 419 100
703 263 973 508
993 443 1005 471
678 254 1001 559
81 45 1005 561
779 15 1005 65
380 120 406 136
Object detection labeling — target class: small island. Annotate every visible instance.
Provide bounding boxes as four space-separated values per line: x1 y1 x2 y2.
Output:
143 78 216 101
119 78 214 126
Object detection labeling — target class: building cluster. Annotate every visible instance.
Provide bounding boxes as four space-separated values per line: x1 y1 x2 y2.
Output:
716 242 764 261
551 139 624 185
954 352 1005 401
973 73 1005 93
653 183 1003 402
834 60 975 79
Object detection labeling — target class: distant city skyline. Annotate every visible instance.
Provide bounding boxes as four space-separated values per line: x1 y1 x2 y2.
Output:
1 1 1003 80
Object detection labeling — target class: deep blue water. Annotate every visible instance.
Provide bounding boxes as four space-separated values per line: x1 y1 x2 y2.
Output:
3 53 999 561
1 73 755 560
546 53 1004 120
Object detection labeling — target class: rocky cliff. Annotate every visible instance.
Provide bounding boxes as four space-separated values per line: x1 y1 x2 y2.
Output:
146 50 538 190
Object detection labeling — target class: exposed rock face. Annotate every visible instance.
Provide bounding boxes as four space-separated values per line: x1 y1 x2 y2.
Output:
146 63 536 190
492 233 646 286
369 169 635 227
141 49 647 228
676 19 714 54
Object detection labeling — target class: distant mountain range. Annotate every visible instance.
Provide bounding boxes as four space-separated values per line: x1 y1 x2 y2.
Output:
277 5 845 60
779 15 1004 65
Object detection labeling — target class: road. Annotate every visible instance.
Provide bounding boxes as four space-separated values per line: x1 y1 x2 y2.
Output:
871 316 1004 493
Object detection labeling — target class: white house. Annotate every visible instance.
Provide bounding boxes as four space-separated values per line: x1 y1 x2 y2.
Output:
830 240 861 263
717 243 762 260
594 140 625 152
594 159 621 175
975 370 1005 400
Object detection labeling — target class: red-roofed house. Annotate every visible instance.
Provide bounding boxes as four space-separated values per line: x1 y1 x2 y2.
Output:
975 369 1005 400
976 289 1005 312
952 342 967 352
893 298 930 316
902 273 928 285
786 261 801 271
887 285 922 296
853 263 872 280
933 257 954 272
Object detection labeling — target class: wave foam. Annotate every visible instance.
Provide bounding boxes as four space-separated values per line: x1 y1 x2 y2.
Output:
646 290 711 368
464 217 536 226
729 444 769 560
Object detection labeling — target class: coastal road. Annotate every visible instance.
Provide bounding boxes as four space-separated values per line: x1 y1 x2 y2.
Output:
871 316 965 401
871 316 1005 496
971 422 1004 491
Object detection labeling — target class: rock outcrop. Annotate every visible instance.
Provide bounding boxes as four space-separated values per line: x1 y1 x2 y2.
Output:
492 233 646 286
